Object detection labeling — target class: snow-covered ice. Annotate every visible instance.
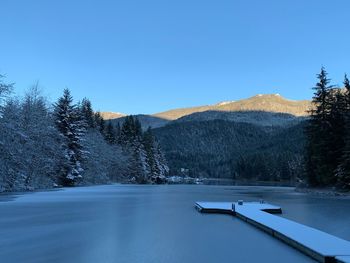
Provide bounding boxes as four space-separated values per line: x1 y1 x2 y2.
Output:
0 185 319 263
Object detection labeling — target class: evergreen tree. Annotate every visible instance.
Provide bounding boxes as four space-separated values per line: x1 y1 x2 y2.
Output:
153 141 169 180
20 86 63 188
328 89 346 169
94 111 105 134
80 98 96 128
119 116 167 183
305 67 335 186
311 67 333 120
120 116 146 182
53 89 86 186
344 74 350 107
119 116 133 145
104 121 117 144
128 142 149 184
336 75 350 189
143 128 157 179
120 115 142 147
142 127 169 183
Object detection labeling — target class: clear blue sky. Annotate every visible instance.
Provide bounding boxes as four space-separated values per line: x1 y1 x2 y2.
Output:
1 0 349 114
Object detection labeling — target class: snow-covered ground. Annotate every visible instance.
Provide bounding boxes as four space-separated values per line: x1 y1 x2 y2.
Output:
0 185 349 263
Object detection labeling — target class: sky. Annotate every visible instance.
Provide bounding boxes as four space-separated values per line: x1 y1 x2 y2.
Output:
0 0 349 114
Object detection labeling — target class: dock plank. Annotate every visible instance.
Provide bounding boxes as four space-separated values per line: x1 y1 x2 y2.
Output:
195 201 350 263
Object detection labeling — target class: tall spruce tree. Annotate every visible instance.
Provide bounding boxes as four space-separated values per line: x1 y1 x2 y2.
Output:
328 89 346 169
336 75 350 189
143 127 169 183
153 141 169 180
305 67 334 186
94 111 105 134
104 121 117 144
80 98 96 128
122 116 147 182
143 128 158 179
53 89 86 186
120 115 142 147
129 142 149 183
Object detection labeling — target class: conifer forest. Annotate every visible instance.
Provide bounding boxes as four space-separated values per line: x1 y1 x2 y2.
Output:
1 67 350 191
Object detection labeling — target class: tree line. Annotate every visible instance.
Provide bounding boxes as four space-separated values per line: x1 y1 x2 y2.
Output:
0 78 168 192
305 67 350 190
54 88 168 186
2 67 350 190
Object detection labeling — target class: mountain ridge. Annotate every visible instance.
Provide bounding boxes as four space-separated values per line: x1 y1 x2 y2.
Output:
101 94 311 121
101 94 311 128
100 112 125 120
154 94 310 120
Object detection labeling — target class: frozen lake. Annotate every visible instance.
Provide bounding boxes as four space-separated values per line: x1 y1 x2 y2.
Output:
0 185 349 263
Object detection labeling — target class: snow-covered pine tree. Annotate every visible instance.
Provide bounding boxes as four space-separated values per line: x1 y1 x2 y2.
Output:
142 127 168 183
20 85 63 189
0 76 21 191
120 116 151 183
154 141 169 180
80 98 96 128
0 98 23 191
128 142 149 184
142 128 157 180
53 88 86 186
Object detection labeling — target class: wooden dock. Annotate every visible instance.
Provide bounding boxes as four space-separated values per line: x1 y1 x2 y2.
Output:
195 201 350 263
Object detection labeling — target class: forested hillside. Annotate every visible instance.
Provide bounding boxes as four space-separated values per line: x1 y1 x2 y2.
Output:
154 120 305 182
0 76 168 192
174 110 304 127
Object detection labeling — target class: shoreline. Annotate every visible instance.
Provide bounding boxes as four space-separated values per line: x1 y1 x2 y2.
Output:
1 183 349 198
295 187 350 197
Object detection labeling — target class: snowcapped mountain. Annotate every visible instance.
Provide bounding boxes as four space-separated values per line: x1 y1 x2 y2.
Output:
154 94 311 120
100 112 126 120
101 94 311 128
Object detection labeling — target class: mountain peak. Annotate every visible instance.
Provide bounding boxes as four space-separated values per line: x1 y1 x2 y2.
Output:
253 93 283 98
216 100 235 106
155 94 310 120
102 93 311 124
100 112 126 120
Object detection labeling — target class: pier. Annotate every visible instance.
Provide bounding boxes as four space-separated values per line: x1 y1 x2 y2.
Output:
195 201 350 263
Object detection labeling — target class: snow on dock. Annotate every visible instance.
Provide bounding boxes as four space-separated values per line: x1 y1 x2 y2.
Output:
195 201 350 263
195 201 281 214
